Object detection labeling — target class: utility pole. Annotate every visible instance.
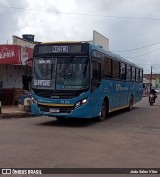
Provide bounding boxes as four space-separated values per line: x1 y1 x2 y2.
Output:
150 66 153 92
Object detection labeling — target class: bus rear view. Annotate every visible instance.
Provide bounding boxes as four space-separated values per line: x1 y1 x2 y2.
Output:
31 42 92 119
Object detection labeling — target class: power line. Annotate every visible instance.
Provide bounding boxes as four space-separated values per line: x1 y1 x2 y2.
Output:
121 47 160 58
112 41 160 52
1 4 160 59
152 67 160 70
1 4 160 21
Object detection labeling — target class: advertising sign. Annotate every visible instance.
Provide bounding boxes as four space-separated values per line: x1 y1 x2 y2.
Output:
0 45 21 64
0 45 33 65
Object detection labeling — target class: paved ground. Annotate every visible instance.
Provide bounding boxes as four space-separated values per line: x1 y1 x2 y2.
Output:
0 96 160 176
1 106 22 114
0 106 33 119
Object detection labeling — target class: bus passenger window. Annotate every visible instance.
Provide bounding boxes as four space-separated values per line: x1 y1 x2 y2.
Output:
120 63 126 80
92 60 101 82
112 60 120 79
132 67 136 81
136 69 140 82
140 70 143 82
126 65 131 81
103 57 112 78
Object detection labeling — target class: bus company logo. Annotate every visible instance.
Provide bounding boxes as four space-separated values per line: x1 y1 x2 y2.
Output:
116 84 128 91
51 96 60 99
52 46 68 53
2 169 11 175
0 47 15 60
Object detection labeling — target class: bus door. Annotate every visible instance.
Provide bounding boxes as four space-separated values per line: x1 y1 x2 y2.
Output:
90 60 102 116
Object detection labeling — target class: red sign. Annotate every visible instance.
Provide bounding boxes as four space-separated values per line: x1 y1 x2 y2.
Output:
0 45 33 65
0 45 21 64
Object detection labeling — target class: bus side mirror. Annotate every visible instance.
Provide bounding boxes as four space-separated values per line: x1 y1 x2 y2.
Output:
25 58 33 66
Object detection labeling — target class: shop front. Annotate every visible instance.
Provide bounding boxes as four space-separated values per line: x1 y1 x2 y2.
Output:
0 45 33 105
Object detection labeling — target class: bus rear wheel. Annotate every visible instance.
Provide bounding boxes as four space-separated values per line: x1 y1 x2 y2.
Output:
97 101 107 122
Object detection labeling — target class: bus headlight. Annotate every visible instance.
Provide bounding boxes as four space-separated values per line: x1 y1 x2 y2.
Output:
75 98 88 109
31 97 38 106
82 99 87 104
75 102 81 108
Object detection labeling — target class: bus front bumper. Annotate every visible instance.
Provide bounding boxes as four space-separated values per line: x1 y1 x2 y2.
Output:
31 102 92 118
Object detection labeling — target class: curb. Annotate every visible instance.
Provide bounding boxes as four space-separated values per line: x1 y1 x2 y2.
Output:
0 112 37 119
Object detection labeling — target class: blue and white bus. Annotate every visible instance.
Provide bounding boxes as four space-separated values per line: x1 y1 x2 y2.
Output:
31 42 143 121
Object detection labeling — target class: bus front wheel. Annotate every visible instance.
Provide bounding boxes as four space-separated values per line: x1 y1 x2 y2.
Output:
97 101 107 122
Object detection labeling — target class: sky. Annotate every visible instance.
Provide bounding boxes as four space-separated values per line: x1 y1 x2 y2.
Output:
1 0 160 74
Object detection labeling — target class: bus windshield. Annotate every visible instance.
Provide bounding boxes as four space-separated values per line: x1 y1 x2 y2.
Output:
32 57 89 90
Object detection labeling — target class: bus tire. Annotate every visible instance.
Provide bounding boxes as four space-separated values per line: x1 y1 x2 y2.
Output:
128 98 133 111
97 101 107 122
56 117 64 121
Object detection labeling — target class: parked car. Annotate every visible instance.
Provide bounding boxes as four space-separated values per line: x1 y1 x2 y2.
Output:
155 89 160 94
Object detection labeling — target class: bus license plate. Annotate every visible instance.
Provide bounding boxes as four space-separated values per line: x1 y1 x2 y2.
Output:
50 108 60 113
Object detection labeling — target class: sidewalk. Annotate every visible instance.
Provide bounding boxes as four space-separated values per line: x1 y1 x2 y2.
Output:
0 106 33 119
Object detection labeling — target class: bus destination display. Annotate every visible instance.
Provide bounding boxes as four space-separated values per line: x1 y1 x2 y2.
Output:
38 44 88 54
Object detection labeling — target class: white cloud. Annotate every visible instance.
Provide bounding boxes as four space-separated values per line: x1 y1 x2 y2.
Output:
1 0 160 73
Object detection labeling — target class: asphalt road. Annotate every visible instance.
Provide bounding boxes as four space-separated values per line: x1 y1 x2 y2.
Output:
0 96 160 176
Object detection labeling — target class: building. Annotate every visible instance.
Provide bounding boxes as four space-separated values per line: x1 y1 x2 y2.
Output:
143 74 160 88
143 74 160 95
0 35 39 105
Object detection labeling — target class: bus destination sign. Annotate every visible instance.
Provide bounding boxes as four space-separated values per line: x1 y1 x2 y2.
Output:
37 44 88 54
52 46 68 53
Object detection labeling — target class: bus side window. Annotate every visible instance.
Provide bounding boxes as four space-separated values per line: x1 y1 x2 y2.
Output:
120 63 126 80
126 65 131 81
112 60 120 79
132 67 136 82
136 68 139 82
91 60 101 90
103 56 112 79
92 60 101 81
140 70 143 82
